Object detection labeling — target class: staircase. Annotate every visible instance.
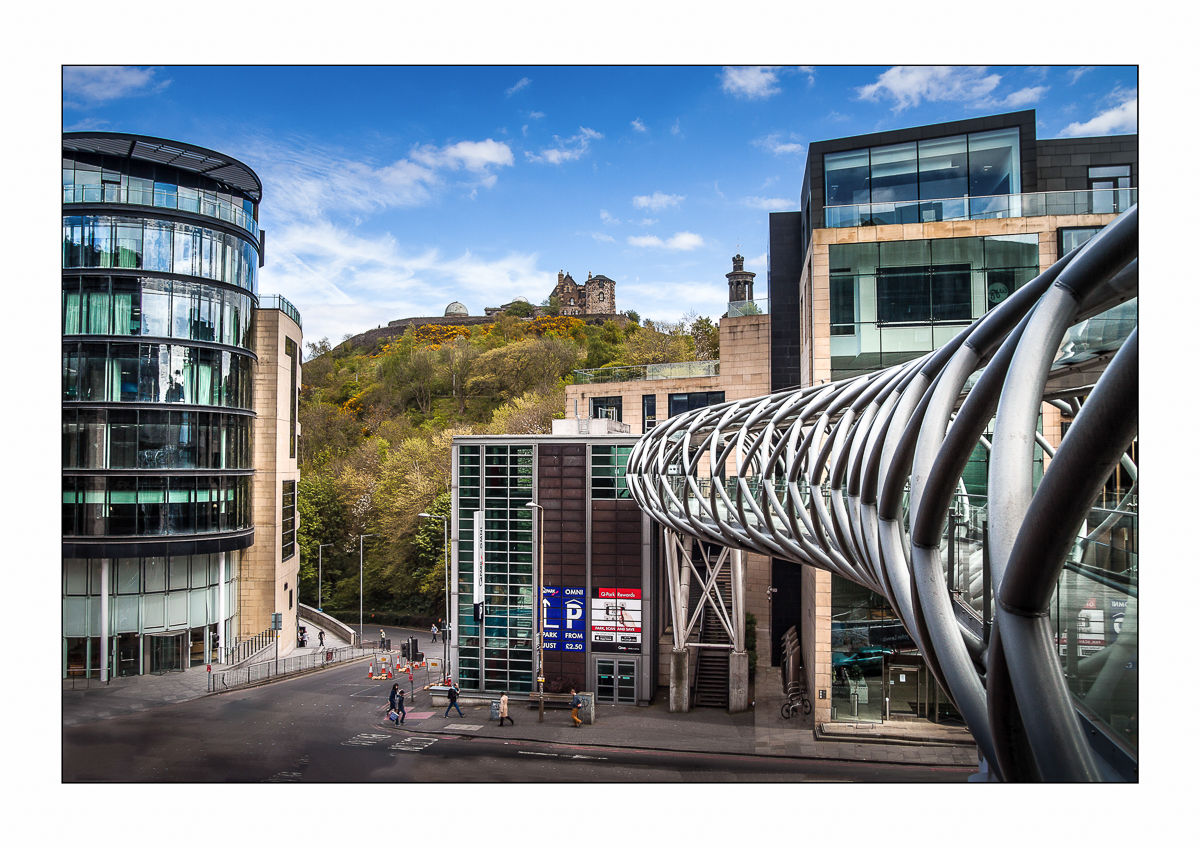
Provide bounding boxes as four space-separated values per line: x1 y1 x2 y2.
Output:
692 544 731 709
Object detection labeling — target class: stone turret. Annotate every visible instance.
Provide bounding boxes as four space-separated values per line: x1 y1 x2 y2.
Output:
726 254 755 302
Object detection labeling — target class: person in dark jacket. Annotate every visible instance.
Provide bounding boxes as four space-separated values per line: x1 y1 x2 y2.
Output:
570 689 583 727
388 683 405 725
444 680 464 718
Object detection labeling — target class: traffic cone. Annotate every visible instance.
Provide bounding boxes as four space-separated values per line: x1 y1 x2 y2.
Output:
386 664 393 679
367 661 374 678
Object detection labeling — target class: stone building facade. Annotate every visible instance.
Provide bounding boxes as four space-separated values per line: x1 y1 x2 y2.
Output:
552 271 616 316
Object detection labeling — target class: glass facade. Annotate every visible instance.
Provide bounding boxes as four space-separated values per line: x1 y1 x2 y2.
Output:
667 391 725 418
455 445 536 693
63 274 253 347
829 234 1039 380
281 480 296 561
64 153 259 237
63 409 252 471
63 215 259 295
63 341 254 409
62 475 252 538
825 128 1021 226
591 444 632 499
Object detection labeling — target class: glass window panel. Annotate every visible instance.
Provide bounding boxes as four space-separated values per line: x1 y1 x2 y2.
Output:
828 243 879 276
142 222 173 272
80 342 107 401
64 289 81 335
115 223 143 269
117 559 140 594
878 239 930 268
918 135 968 200
140 279 171 337
169 556 188 590
825 148 871 206
930 265 972 321
109 409 138 468
1088 165 1130 179
172 281 195 339
870 143 918 203
108 477 138 536
877 268 930 323
65 559 89 594
931 236 984 268
983 234 1039 269
173 225 195 277
968 127 1021 197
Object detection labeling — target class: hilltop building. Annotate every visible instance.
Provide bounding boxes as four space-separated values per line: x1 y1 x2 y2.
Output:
552 271 616 316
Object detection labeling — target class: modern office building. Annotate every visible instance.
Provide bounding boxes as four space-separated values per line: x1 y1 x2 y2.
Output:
766 109 1136 728
449 431 656 705
62 132 301 678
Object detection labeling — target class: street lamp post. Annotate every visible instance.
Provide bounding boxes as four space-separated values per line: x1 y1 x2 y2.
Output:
358 534 379 647
526 500 545 723
418 512 451 673
317 543 333 612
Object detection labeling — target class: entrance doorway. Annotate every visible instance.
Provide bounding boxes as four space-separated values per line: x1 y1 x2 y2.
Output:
595 658 637 704
149 633 184 673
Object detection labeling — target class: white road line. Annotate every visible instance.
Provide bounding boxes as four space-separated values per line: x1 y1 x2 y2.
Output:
341 733 392 747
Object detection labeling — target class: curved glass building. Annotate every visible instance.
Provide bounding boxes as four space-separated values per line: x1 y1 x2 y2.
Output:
63 133 299 678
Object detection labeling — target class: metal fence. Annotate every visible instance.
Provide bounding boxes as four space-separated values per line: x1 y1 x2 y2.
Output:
208 645 374 692
223 627 277 667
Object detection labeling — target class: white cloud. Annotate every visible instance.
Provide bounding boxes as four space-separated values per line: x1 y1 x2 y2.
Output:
409 138 514 172
525 127 603 164
637 218 657 226
1002 86 1048 107
753 132 806 156
721 66 782 100
856 66 1001 111
742 196 796 211
761 176 779 189
671 119 681 135
600 209 620 225
63 66 170 106
590 232 615 243
631 118 647 132
1068 67 1094 85
745 252 769 271
632 191 684 211
529 111 545 119
798 66 816 86
505 77 531 97
627 232 704 251
1058 90 1137 137
63 118 112 131
521 124 529 137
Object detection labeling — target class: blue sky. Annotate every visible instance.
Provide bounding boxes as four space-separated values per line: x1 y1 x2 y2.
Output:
62 65 1137 347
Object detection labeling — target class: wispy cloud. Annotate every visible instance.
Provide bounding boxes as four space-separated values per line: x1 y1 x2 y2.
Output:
63 66 170 107
798 66 816 86
857 66 1001 111
741 196 796 211
826 110 851 122
753 132 805 156
631 118 647 133
1058 87 1137 137
505 77 531 97
670 119 681 135
525 127 603 164
627 232 704 251
632 191 684 211
600 209 620 225
64 117 112 132
1068 67 1094 85
590 232 615 243
720 66 782 100
745 252 769 271
636 218 657 226
409 139 514 172
1001 86 1048 108
529 111 545 120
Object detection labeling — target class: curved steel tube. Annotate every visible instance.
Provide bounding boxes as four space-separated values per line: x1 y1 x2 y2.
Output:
627 206 1138 781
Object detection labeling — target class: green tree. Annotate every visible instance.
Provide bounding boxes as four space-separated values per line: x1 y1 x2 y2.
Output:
505 300 535 317
688 314 720 361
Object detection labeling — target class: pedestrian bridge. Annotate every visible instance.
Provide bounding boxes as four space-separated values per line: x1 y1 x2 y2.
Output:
627 207 1137 781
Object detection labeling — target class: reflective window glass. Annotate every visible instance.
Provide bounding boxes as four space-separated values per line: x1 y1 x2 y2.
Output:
918 135 968 200
825 148 871 207
870 143 918 203
968 128 1021 198
142 223 173 272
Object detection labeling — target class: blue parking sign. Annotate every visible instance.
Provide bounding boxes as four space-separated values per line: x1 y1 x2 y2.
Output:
543 586 586 652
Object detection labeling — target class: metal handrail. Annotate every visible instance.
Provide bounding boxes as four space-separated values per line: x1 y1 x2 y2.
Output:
223 627 277 666
63 184 260 238
573 360 720 385
823 187 1137 228
208 645 374 692
258 295 303 329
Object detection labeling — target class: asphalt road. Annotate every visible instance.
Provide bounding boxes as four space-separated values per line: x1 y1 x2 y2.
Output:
63 656 972 783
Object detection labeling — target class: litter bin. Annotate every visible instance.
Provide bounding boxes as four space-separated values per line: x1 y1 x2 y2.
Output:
491 700 500 720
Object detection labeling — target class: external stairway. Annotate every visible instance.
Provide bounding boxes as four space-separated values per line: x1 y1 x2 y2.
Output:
692 543 731 709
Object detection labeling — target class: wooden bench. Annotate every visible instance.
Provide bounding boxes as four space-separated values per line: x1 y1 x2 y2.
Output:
523 692 575 709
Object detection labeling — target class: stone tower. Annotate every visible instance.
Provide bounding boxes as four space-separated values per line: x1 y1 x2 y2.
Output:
551 270 617 316
726 254 755 303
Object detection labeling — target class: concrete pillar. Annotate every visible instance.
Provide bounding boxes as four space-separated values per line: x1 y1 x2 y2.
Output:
99 558 110 682
728 650 749 712
218 551 226 664
669 649 690 713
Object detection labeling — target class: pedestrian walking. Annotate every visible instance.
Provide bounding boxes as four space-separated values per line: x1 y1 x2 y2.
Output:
498 692 513 726
444 679 464 718
570 689 583 727
380 628 387 648
431 622 439 643
388 683 405 725
318 629 325 648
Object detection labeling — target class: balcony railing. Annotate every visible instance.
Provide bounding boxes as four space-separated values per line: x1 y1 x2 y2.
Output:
727 298 769 317
572 359 719 385
824 188 1137 229
258 295 303 329
64 184 260 238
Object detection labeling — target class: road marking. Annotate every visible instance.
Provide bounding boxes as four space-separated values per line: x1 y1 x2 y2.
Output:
570 754 608 760
519 751 558 757
342 733 392 747
444 723 483 731
389 737 438 752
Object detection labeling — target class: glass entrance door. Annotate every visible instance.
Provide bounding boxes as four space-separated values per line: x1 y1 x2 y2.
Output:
149 633 183 673
595 658 637 704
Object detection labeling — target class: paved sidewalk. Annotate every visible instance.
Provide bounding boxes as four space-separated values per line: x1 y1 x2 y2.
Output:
62 613 361 727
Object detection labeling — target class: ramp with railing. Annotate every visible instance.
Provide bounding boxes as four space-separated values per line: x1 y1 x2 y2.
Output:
628 207 1138 781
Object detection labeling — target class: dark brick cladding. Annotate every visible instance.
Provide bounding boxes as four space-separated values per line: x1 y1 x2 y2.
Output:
769 211 804 392
591 500 643 589
536 443 586 686
1035 135 1137 192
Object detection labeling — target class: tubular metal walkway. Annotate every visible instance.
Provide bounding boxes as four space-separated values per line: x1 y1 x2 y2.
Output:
628 207 1138 781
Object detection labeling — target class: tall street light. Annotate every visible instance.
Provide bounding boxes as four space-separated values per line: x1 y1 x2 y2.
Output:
317 543 333 612
418 512 450 673
526 500 546 724
358 534 379 647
